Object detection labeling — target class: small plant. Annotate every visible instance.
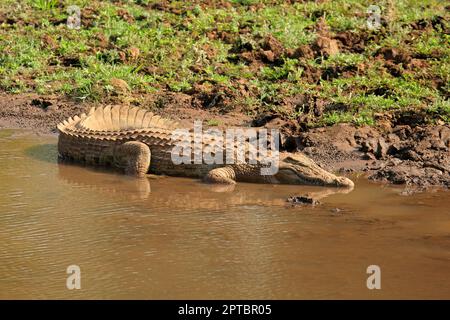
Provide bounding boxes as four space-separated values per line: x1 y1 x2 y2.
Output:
321 111 353 126
207 119 220 126
353 110 375 126
260 59 300 81
32 0 58 10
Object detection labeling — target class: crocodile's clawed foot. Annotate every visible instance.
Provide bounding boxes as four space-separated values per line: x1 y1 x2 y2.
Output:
113 141 151 177
204 167 236 185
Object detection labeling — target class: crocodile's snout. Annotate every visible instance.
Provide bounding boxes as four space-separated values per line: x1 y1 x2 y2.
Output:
277 153 355 188
334 176 354 188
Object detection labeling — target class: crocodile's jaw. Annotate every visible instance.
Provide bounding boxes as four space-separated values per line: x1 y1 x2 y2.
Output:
274 153 354 188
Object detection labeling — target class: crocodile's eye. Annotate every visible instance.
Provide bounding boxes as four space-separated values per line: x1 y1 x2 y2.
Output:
276 168 300 180
283 156 299 164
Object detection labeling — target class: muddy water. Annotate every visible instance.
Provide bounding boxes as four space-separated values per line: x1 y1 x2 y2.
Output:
0 130 449 299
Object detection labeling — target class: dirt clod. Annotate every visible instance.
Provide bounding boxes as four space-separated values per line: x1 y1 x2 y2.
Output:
110 78 130 93
312 36 340 58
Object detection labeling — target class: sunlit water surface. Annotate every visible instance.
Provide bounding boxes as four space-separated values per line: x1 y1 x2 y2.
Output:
0 130 449 299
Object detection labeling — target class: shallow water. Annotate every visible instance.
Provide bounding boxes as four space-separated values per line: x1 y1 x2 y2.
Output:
0 130 449 299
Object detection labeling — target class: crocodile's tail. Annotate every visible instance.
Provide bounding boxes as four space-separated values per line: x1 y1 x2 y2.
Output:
57 105 179 133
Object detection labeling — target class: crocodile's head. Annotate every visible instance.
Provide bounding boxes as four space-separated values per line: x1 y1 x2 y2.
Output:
274 153 354 188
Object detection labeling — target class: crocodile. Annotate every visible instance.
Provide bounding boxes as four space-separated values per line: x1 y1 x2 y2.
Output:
57 105 354 187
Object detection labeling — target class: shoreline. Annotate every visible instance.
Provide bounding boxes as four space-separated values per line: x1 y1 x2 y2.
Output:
1 93 448 190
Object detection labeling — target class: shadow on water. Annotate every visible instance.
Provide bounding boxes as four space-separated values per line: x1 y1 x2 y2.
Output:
56 159 355 206
0 129 15 138
20 133 355 203
24 143 58 164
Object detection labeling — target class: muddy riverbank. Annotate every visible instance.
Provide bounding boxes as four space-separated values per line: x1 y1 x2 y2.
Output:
0 93 448 189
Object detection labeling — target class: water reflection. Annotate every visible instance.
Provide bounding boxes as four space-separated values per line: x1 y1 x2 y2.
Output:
25 144 58 164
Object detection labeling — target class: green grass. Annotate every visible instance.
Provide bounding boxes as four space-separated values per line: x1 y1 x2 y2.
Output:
206 119 221 126
32 0 58 10
0 0 448 126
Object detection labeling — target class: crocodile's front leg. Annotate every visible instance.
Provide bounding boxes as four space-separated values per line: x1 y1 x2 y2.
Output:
113 141 151 177
204 166 236 184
